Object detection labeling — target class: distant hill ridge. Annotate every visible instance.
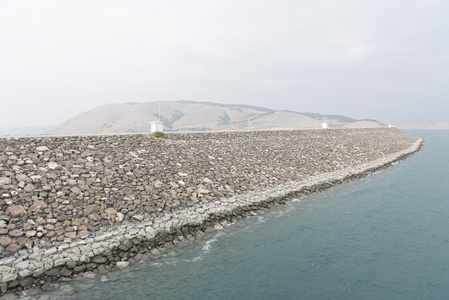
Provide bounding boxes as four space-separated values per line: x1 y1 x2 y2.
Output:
49 101 383 135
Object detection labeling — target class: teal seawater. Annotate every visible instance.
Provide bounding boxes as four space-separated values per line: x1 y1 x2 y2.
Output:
43 130 449 300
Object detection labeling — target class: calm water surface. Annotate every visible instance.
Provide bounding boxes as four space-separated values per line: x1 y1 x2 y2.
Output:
40 130 449 300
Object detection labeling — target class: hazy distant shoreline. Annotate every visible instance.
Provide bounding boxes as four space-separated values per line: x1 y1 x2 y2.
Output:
1 121 448 138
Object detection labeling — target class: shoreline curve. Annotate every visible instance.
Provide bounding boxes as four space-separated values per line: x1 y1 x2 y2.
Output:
0 131 423 297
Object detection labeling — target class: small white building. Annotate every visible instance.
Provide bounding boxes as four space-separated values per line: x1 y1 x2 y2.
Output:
322 122 329 129
150 121 164 133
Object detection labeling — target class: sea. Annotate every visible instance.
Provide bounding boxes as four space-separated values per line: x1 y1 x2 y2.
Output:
37 130 449 300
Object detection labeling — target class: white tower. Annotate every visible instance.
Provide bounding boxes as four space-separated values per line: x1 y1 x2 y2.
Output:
150 121 164 133
150 102 164 132
322 114 329 129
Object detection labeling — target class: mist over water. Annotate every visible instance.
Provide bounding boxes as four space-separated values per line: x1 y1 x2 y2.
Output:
40 130 449 300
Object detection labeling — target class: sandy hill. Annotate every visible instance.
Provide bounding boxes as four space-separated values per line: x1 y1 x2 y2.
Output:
49 101 384 135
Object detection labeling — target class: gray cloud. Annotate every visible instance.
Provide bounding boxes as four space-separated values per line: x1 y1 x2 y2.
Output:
1 0 448 128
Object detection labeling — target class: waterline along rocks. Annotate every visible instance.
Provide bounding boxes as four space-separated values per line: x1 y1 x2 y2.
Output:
0 128 421 295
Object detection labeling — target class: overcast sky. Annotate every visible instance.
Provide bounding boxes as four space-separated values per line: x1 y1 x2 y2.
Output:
1 0 448 129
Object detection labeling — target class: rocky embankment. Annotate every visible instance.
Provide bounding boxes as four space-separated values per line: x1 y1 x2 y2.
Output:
0 128 421 296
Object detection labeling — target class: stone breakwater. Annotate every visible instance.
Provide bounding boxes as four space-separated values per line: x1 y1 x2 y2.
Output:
0 128 421 296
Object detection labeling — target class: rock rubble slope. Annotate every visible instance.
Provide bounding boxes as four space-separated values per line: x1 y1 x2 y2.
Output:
0 128 420 295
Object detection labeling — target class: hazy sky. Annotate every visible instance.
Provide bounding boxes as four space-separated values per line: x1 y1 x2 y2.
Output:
1 0 448 129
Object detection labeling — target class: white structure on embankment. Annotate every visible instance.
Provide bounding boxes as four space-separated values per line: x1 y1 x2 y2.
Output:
150 121 164 133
